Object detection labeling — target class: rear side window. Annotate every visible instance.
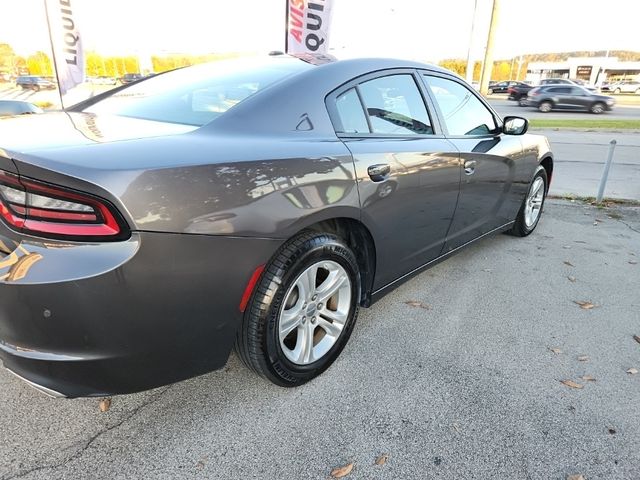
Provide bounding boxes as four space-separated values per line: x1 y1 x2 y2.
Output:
424 75 497 136
335 88 369 133
85 59 313 126
547 87 571 94
358 75 433 135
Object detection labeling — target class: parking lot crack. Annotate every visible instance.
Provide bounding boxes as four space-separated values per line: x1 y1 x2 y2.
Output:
2 386 171 480
619 218 640 235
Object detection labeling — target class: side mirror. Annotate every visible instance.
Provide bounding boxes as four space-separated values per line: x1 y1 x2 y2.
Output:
503 116 528 135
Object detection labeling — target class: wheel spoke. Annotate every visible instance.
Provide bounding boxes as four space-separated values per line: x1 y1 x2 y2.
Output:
279 306 303 341
294 324 315 364
320 308 348 325
297 264 317 299
316 269 347 303
317 317 343 338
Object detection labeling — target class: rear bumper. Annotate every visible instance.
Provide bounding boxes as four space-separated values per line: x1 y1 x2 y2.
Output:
0 224 281 397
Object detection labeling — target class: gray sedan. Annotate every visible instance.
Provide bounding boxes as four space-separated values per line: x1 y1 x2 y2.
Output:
0 56 553 397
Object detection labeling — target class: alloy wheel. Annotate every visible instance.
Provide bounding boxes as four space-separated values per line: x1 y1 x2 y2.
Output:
278 260 352 365
524 177 545 228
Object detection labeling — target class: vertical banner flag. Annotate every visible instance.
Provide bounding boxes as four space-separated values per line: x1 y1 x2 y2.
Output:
286 0 334 55
44 0 85 95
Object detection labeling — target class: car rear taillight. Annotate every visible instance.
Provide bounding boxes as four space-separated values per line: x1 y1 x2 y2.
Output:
0 169 128 241
507 87 515 94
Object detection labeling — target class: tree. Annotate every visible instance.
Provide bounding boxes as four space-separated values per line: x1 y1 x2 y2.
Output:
26 51 53 76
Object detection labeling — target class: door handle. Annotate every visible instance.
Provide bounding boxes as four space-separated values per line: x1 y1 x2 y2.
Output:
367 164 391 182
463 160 477 175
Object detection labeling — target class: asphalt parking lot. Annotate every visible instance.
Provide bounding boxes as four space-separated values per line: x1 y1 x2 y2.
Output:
1 199 638 480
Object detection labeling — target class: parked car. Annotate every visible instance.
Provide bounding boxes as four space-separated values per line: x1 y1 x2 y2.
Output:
540 78 596 92
507 84 534 105
0 56 553 397
609 80 640 94
526 85 615 113
488 80 528 94
15 75 56 91
119 73 144 84
0 100 43 117
92 76 117 86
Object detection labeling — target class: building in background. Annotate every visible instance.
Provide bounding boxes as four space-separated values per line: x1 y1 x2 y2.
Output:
526 57 640 85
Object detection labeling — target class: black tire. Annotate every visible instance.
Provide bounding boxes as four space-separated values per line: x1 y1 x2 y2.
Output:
235 231 360 387
614 88 621 94
507 165 548 237
538 101 553 113
518 97 528 107
590 102 605 114
33 85 40 92
488 88 494 95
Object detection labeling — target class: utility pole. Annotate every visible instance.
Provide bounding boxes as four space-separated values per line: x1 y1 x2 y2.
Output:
479 0 500 95
465 0 478 83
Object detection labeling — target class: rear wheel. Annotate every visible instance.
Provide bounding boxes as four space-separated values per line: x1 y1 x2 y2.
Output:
235 231 360 387
590 102 605 114
507 165 548 237
538 101 553 113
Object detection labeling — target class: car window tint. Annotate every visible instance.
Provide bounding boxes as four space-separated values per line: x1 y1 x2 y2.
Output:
571 87 585 95
425 76 497 136
335 88 369 133
358 75 433 135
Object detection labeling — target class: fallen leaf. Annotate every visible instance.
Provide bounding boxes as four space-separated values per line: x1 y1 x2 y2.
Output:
607 427 617 435
482 268 492 272
563 261 574 267
99 398 111 413
626 368 638 375
330 463 354 478
404 300 431 310
577 355 589 362
573 300 597 310
629 260 638 265
567 276 577 282
567 475 586 480
453 422 460 432
581 375 596 382
374 454 388 466
563 245 571 249
550 348 562 354
634 335 640 344
561 379 584 389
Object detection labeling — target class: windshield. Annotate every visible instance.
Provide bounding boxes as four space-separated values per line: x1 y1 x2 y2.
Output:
85 57 312 126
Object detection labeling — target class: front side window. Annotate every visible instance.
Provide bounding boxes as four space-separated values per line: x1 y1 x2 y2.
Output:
425 76 497 136
357 74 433 135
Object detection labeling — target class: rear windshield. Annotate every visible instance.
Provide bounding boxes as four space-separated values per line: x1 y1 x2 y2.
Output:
85 58 312 126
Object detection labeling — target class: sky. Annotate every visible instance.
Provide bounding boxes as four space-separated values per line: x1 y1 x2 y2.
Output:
2 0 640 62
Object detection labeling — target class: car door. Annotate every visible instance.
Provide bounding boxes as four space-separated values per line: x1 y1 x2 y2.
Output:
327 71 461 288
547 86 571 109
421 73 526 251
565 86 590 110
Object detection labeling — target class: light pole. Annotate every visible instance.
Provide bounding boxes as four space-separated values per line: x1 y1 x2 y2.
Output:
465 0 478 83
479 0 500 95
